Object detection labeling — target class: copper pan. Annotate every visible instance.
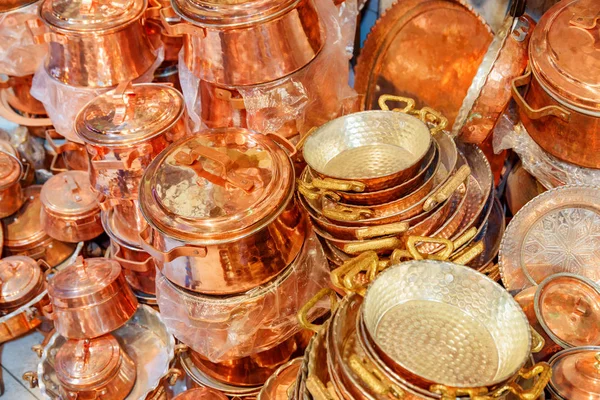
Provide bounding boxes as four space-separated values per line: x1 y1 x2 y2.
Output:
0 75 46 115
0 151 25 218
189 331 313 387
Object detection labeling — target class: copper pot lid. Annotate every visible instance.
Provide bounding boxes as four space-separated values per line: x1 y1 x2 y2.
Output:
0 0 38 12
140 128 294 242
529 0 600 113
0 255 42 308
48 257 121 303
534 273 600 349
258 358 302 400
101 200 147 248
354 0 492 126
2 186 47 249
40 171 100 216
173 388 229 400
172 0 298 27
499 185 600 292
75 83 184 146
40 0 146 33
0 152 22 190
549 346 600 400
55 335 122 389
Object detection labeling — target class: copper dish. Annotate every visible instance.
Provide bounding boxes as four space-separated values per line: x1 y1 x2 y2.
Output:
189 331 311 387
173 388 229 400
30 305 177 400
75 82 187 199
0 255 48 343
155 232 330 362
0 151 25 218
40 171 103 243
32 0 159 88
355 0 492 126
163 0 323 86
139 128 307 295
453 13 534 143
469 196 505 272
45 256 138 339
499 185 600 293
55 334 137 400
2 186 76 267
511 0 600 168
547 346 600 400
257 358 302 400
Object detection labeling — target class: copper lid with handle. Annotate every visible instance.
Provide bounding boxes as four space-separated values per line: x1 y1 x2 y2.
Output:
549 346 600 400
139 128 295 242
75 83 185 146
40 0 147 33
0 255 43 311
529 0 600 113
40 171 100 217
2 186 47 249
0 152 22 190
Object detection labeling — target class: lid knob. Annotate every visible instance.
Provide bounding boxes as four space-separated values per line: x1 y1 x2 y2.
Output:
111 81 135 126
569 11 600 50
74 339 91 372
64 175 83 203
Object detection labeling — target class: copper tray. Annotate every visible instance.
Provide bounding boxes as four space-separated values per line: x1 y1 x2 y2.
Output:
355 0 492 126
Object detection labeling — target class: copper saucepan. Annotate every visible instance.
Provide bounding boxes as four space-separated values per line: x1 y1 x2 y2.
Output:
0 151 26 218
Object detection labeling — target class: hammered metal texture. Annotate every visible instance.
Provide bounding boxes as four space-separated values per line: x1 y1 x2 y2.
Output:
303 111 431 179
362 260 531 388
499 185 600 293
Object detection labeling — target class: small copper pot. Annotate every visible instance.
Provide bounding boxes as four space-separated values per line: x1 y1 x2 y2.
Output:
0 75 47 115
40 171 103 243
0 151 25 218
32 0 158 88
45 256 138 339
55 335 136 400
75 82 187 199
2 186 76 267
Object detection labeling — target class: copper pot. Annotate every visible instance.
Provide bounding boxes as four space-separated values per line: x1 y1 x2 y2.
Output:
139 128 307 295
199 80 248 129
0 256 49 344
145 18 182 64
55 335 136 400
75 82 187 199
511 0 600 168
45 256 138 339
0 75 47 115
0 151 25 218
40 171 104 243
2 186 76 267
162 0 323 86
547 346 600 400
45 131 89 173
32 0 159 88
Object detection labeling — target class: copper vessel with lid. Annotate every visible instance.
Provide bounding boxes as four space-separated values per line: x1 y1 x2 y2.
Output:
163 0 323 86
548 346 600 400
0 255 45 312
139 128 307 295
40 171 104 243
2 186 76 267
512 0 600 168
45 256 138 339
75 82 187 199
0 151 25 218
31 0 159 88
55 334 136 400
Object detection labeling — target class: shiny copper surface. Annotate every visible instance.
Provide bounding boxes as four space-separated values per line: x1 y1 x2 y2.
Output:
505 161 545 216
145 19 182 63
0 293 48 344
2 75 47 115
0 152 24 218
0 256 44 312
36 0 158 88
355 0 492 125
548 346 600 400
170 0 324 86
199 80 248 129
46 257 138 339
0 0 38 12
110 241 156 295
173 388 230 400
258 358 302 400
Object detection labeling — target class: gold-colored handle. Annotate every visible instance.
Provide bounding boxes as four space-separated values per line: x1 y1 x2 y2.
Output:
306 375 338 400
378 95 416 113
406 236 454 260
266 133 298 158
111 242 154 273
214 88 246 110
430 386 488 400
159 7 206 37
530 327 545 354
330 251 379 295
22 372 38 389
31 345 44 358
511 69 570 121
323 205 374 222
343 237 402 255
311 177 366 193
165 368 183 386
423 165 471 212
452 227 478 250
450 241 485 265
297 288 337 333
349 355 405 399
355 222 409 240
111 81 135 125
415 107 448 135
139 225 207 262
297 180 323 201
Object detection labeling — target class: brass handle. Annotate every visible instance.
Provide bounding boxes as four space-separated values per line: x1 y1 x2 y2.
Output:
355 222 409 240
323 205 374 222
111 81 135 125
159 7 206 37
511 69 570 121
214 88 246 110
41 303 56 321
378 95 416 113
297 288 337 333
406 236 454 261
530 327 545 354
311 177 366 193
165 367 183 386
297 180 323 201
111 243 154 273
423 165 471 212
22 372 38 389
139 225 207 262
330 251 379 295
306 375 337 400
31 345 44 358
343 237 402 255
450 241 485 265
266 133 297 158
452 227 478 250
415 107 448 135
349 355 405 399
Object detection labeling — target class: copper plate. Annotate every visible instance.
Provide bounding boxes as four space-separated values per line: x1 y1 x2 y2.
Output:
355 0 492 126
499 185 600 293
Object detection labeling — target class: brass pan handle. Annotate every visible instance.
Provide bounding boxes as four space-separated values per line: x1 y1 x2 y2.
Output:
378 95 416 113
306 375 338 400
139 225 207 263
297 288 337 333
355 222 409 240
111 242 154 273
342 236 402 255
330 251 379 295
323 204 374 222
22 372 38 389
511 68 570 121
423 164 471 212
349 355 405 399
530 327 545 354
311 177 366 193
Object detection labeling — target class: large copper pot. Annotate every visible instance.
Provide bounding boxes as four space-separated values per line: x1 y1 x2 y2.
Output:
162 0 323 86
511 0 600 168
32 0 159 88
75 82 187 199
139 128 307 295
0 151 25 218
45 256 138 339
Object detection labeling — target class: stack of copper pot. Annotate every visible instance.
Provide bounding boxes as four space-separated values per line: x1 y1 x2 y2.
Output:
159 0 357 137
137 127 331 396
296 95 499 274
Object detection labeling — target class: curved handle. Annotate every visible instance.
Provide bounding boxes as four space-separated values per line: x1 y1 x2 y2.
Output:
41 303 56 321
530 327 545 354
159 6 206 37
266 133 297 158
322 205 374 222
423 164 471 212
378 95 416 113
406 236 454 260
139 225 207 263
22 372 38 389
342 236 402 255
297 288 337 333
165 367 183 386
355 221 409 240
311 177 365 193
511 69 570 121
297 180 324 201
330 251 379 295
111 243 154 273
415 107 448 135
349 355 405 399
485 362 552 400
305 375 337 400
450 241 485 266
